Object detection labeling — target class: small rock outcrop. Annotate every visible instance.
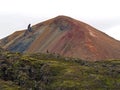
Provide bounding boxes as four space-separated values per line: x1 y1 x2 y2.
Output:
27 24 32 32
24 24 32 36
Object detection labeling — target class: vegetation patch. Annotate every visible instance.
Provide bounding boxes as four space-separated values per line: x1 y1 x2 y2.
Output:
0 51 120 90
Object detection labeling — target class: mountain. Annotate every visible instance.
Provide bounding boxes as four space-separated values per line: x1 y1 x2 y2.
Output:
0 15 120 61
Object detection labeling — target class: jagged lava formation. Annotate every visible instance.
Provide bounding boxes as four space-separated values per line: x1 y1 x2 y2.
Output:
0 15 120 61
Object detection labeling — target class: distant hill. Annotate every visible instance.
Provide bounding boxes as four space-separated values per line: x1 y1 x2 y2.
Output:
0 15 120 61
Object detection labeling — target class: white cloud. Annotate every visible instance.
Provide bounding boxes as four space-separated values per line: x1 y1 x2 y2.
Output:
0 0 120 18
104 25 120 40
0 0 120 40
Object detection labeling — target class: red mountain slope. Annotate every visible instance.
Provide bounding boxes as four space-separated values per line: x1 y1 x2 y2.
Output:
0 15 120 61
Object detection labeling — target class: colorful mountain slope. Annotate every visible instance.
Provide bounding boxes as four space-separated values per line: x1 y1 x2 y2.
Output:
0 15 120 61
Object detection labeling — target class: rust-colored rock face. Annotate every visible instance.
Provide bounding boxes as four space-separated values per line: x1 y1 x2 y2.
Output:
0 15 120 61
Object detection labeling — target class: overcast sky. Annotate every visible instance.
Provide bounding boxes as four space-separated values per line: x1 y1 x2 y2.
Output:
0 0 120 40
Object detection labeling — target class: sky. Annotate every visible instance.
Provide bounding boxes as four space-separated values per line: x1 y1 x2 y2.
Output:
0 0 120 40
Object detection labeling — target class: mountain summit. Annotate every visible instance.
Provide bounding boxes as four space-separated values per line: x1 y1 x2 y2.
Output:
0 15 120 61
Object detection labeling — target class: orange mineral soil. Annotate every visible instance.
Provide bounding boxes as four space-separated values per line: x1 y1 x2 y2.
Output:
0 15 120 61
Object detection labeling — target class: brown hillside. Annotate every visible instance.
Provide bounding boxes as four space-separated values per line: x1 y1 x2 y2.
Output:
0 15 120 61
